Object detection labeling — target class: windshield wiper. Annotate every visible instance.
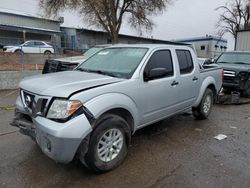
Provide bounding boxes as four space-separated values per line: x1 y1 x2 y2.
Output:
233 62 250 65
217 61 232 64
76 67 88 72
217 61 250 65
76 68 116 77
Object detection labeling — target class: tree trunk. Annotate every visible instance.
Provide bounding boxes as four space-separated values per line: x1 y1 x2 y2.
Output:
111 32 119 44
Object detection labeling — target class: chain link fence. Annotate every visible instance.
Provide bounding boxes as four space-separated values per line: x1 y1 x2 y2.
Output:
0 36 85 71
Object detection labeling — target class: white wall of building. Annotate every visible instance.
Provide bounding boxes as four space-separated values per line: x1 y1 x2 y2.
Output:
176 36 227 59
236 31 250 51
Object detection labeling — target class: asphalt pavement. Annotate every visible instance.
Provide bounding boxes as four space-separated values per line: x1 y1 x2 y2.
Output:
0 90 250 188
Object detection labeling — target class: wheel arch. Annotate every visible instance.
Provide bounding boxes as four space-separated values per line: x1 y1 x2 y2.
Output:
207 84 217 102
97 108 135 134
83 93 139 134
193 76 217 107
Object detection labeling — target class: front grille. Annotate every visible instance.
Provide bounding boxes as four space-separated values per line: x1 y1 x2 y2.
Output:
223 76 240 84
224 70 236 77
3 48 7 52
21 90 51 117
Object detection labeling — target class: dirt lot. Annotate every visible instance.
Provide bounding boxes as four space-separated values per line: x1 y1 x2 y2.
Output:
0 90 250 188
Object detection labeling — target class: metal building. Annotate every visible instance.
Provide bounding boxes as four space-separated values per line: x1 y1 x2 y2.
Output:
235 29 250 51
0 11 63 47
175 35 228 58
61 27 184 50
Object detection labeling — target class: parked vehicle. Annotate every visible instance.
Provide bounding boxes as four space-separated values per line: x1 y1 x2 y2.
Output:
216 51 250 97
42 45 109 74
3 40 54 54
12 44 222 172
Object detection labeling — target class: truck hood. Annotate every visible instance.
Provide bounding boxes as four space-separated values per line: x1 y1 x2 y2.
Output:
53 56 86 63
218 63 250 73
4 45 20 48
19 71 124 98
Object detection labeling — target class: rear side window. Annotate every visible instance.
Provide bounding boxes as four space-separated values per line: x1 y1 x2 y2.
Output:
144 50 174 77
34 42 45 46
176 50 194 74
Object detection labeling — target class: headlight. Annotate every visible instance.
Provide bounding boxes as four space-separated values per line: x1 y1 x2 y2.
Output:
47 99 82 119
239 72 249 80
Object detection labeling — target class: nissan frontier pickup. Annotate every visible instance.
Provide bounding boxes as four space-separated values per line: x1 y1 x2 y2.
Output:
12 44 223 172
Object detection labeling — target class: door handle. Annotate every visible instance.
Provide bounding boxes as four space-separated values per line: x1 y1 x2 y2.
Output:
193 77 198 81
171 81 179 86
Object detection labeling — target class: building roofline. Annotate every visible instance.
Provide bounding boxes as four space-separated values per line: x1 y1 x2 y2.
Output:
0 24 62 34
0 10 61 23
60 26 188 45
174 36 227 43
237 29 250 33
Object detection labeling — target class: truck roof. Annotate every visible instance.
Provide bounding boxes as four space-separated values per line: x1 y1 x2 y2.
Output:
106 44 192 50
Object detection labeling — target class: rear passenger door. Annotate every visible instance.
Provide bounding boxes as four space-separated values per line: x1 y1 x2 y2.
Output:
140 50 181 124
34 41 45 53
176 50 200 107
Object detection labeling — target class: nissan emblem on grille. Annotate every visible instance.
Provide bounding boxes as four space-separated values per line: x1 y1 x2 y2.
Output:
25 95 32 107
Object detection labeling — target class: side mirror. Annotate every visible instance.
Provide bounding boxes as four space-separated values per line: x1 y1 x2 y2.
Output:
204 58 214 65
144 68 167 81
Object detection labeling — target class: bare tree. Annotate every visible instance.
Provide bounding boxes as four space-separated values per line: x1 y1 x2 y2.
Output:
39 0 171 43
216 0 250 39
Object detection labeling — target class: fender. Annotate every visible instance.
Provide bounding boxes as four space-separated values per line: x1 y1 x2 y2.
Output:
84 93 139 131
193 76 216 107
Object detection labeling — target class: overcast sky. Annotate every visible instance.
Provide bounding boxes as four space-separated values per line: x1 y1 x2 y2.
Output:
0 0 235 49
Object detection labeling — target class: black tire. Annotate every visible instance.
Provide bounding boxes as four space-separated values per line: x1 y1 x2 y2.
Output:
83 114 130 173
243 85 250 98
193 88 213 120
44 50 52 55
14 49 23 54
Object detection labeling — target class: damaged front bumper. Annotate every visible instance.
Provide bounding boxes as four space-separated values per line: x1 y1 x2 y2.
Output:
11 96 92 163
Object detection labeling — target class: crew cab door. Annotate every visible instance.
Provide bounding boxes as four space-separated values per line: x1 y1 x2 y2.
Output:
140 49 181 124
175 49 200 107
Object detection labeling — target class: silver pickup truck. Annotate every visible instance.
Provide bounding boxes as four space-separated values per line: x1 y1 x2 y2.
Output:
12 44 222 172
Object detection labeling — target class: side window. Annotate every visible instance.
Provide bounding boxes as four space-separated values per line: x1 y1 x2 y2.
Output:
144 50 174 79
176 50 194 74
24 42 34 46
34 42 44 46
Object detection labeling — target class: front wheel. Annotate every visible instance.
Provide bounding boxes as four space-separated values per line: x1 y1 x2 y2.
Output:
14 49 23 54
193 88 213 120
83 114 130 173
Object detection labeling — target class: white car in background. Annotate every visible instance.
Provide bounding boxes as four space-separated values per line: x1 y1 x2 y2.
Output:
3 40 54 54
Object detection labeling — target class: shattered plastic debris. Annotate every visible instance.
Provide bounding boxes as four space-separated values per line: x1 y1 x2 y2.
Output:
195 128 203 132
230 126 237 129
214 134 227 140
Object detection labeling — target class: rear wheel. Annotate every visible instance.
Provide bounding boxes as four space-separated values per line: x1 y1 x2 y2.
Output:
44 50 52 55
83 114 130 173
193 88 213 120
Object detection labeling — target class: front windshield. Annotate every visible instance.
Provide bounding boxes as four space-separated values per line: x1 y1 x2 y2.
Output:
77 47 148 79
217 53 250 65
84 47 104 58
